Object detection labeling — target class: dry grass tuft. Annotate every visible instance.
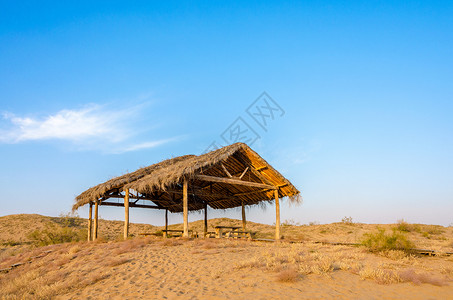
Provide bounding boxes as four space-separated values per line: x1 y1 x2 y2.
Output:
160 239 183 247
359 266 401 284
104 258 131 267
276 268 300 282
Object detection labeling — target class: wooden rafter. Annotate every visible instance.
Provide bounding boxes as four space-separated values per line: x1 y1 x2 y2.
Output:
194 174 277 190
221 163 233 178
238 167 249 179
100 201 161 209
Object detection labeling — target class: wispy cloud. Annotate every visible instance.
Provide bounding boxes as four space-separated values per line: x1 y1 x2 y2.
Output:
112 137 182 154
0 103 179 153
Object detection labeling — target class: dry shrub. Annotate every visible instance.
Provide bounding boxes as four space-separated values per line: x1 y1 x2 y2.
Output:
380 250 409 260
312 258 334 274
113 238 146 255
399 269 448 286
55 256 71 267
440 265 453 276
160 239 183 247
200 240 217 249
236 257 264 269
68 245 81 255
104 258 130 267
359 266 401 284
276 268 299 282
298 263 313 275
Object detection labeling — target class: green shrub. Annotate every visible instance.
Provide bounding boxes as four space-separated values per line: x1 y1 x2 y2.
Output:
361 228 414 253
27 224 86 246
396 219 420 233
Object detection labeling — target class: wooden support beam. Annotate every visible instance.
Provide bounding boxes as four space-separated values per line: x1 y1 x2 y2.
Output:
100 202 161 209
221 163 233 178
238 167 249 179
88 202 93 241
183 178 189 238
275 189 280 241
249 167 274 186
165 208 168 233
204 203 208 237
194 174 277 190
94 200 99 240
124 188 129 240
242 201 246 231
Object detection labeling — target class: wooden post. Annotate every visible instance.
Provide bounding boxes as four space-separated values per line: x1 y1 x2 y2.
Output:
124 188 129 240
88 202 93 241
183 178 189 237
204 203 208 237
164 208 168 238
275 189 280 241
241 201 246 231
93 200 99 240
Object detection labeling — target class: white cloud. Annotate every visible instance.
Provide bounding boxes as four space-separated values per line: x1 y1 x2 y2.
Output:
1 105 121 143
0 103 178 153
112 138 182 154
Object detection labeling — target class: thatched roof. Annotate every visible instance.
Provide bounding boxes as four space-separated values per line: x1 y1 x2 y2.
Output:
73 143 300 212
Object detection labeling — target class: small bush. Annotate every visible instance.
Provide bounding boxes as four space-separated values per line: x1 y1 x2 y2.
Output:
361 228 414 253
341 216 353 225
276 268 299 282
27 224 86 246
308 221 319 226
396 220 420 233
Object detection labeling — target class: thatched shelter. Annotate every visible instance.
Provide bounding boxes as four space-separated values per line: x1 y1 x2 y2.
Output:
74 143 300 240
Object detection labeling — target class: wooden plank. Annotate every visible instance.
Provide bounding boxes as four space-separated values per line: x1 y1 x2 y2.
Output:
275 190 280 241
88 202 93 241
183 178 189 237
94 200 99 240
124 188 129 240
194 175 277 190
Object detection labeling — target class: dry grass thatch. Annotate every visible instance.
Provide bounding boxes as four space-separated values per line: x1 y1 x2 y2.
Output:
73 143 300 212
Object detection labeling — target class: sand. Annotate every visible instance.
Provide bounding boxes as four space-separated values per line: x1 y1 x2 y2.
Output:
59 239 453 300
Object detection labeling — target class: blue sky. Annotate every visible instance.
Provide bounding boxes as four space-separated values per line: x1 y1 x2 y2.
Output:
1 1 452 226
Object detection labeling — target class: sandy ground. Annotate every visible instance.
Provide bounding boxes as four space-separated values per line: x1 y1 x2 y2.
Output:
59 240 453 300
1 215 452 299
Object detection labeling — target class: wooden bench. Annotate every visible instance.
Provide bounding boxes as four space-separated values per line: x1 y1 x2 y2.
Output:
139 232 155 236
214 226 241 238
162 229 197 238
204 231 216 238
225 230 252 239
